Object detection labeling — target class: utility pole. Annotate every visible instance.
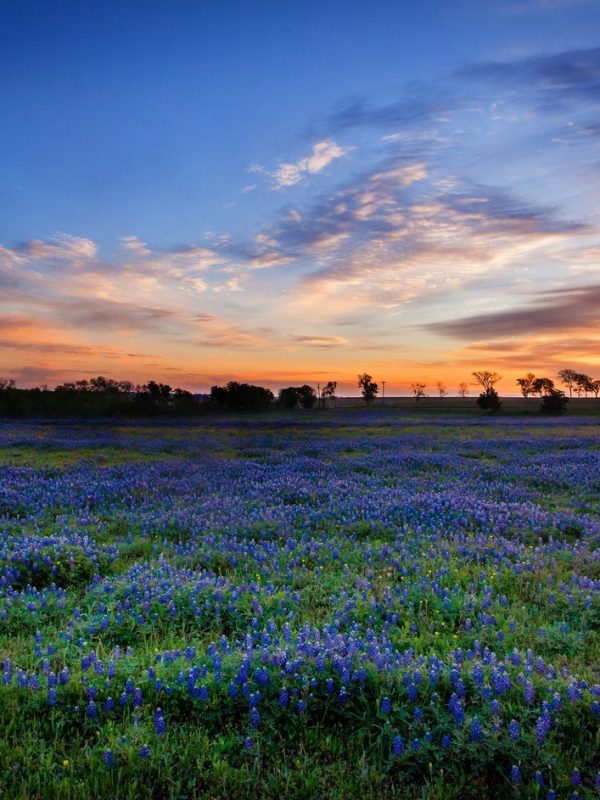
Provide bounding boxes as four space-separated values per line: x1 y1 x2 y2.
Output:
382 380 386 405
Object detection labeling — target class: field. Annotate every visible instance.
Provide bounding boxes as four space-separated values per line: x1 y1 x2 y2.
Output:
0 412 599 799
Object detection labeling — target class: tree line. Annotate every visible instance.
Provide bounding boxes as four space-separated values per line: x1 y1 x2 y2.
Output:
0 367 596 417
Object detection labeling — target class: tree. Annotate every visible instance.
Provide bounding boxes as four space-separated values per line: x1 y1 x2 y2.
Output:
298 385 317 409
458 382 469 398
357 373 378 405
278 387 301 409
531 377 554 397
558 368 578 398
472 371 501 391
516 373 537 398
225 381 274 411
591 379 600 399
0 378 16 391
411 383 426 402
477 388 502 412
574 372 593 398
210 385 229 408
321 381 337 407
277 385 317 409
540 388 568 416
436 381 448 399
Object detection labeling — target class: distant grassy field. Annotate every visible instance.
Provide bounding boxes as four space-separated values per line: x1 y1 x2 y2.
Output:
0 413 599 799
333 396 600 415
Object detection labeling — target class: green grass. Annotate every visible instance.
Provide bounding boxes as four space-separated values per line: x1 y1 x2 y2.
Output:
0 415 599 798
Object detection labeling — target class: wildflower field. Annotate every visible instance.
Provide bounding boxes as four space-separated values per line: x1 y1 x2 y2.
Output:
0 413 599 800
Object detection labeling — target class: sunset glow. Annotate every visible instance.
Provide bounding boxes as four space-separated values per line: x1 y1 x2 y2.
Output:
1 1 599 394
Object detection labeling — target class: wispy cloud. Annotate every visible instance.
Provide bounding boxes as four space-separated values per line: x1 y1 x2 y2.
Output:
323 94 457 134
430 283 600 339
459 46 600 110
251 140 351 189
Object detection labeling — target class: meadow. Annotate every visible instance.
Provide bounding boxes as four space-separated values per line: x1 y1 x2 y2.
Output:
0 412 599 799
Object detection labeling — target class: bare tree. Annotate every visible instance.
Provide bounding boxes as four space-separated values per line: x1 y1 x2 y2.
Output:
0 378 16 391
321 381 337 407
591 379 600 399
472 371 501 391
411 383 426 402
436 381 448 399
458 382 469 398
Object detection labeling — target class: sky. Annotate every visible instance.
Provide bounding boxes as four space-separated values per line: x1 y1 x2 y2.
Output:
1 0 599 395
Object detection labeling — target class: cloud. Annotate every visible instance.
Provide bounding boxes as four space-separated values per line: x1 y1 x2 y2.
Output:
501 0 595 11
324 94 457 133
0 338 155 359
17 234 98 265
460 47 600 109
255 140 351 189
56 298 175 332
291 335 347 348
291 169 584 313
430 283 600 339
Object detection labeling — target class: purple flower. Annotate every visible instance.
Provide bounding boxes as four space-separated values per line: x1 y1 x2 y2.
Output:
510 765 521 785
534 771 544 787
154 709 166 736
508 719 520 742
470 717 482 742
103 750 114 769
392 735 404 757
381 696 392 714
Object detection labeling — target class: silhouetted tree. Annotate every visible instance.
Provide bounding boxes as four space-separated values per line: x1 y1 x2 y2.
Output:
357 373 378 405
222 381 274 411
574 372 593 398
321 381 337 407
298 385 317 409
472 371 501 392
210 385 229 409
278 387 300 409
411 383 426 402
458 382 469 398
531 377 554 396
516 373 537 398
477 388 502 412
277 385 316 409
0 378 16 391
591 379 600 399
558 368 578 398
540 388 568 415
436 381 448 399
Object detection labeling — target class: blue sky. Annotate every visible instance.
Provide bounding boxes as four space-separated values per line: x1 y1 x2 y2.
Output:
1 0 599 392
